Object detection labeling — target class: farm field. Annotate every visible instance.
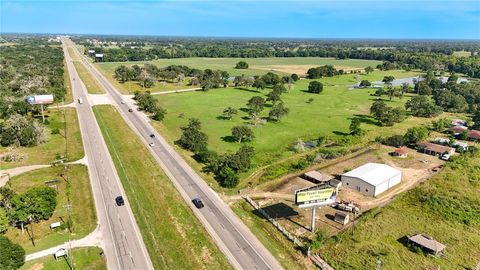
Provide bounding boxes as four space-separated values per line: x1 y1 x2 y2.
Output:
4 165 97 253
95 57 382 94
319 151 480 270
93 105 232 270
151 69 423 188
0 108 84 170
21 247 106 270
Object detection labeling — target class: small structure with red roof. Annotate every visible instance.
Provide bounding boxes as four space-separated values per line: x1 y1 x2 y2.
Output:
393 147 408 158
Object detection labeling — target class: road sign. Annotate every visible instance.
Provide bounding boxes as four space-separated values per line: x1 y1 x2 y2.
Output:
26 94 54 105
295 184 337 208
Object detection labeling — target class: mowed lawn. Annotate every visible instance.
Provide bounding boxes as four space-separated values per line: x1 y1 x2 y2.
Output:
93 105 232 270
21 247 106 270
319 152 480 270
152 70 421 181
95 57 382 94
0 108 84 170
5 165 96 253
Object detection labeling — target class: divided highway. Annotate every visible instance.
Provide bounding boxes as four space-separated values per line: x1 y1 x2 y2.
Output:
68 38 283 270
62 38 154 270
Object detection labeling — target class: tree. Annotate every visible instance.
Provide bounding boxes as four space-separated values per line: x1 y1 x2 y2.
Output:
260 72 280 85
0 208 8 233
229 145 255 172
291 74 299 81
176 118 208 153
247 96 265 115
151 106 167 121
349 118 363 135
10 187 57 227
114 65 131 83
235 61 249 69
405 96 442 117
266 90 281 105
370 100 388 119
473 108 480 129
268 103 289 121
0 115 47 147
370 101 406 126
222 107 238 120
252 78 266 90
387 86 399 100
401 82 410 97
382 76 395 85
308 81 323 94
0 236 25 269
365 66 374 74
404 126 429 144
138 69 155 88
432 118 450 132
272 84 287 94
231 126 255 143
415 81 433 95
359 80 371 88
217 166 239 188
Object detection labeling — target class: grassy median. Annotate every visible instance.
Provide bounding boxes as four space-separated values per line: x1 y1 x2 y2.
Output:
21 247 106 270
73 61 104 94
93 105 231 270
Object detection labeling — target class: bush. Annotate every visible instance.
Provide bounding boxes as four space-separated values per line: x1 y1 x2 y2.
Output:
0 236 25 269
51 128 60 135
235 61 249 69
308 81 324 94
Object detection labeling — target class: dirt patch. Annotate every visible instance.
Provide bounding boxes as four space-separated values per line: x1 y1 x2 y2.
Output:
254 65 363 75
27 263 44 270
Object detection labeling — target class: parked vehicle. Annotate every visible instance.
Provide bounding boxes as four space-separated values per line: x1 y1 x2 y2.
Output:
441 153 450 161
78 98 83 104
121 100 126 104
149 142 155 147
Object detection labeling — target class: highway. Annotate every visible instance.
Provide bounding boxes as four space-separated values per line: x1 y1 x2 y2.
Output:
62 38 154 270
68 38 284 270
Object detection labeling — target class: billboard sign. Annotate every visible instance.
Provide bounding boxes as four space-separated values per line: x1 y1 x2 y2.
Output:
295 184 337 208
26 94 54 105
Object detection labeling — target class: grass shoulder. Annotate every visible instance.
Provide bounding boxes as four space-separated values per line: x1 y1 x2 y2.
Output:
21 247 105 270
5 165 96 253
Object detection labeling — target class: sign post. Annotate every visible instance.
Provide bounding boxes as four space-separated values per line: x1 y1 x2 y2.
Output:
294 183 339 232
26 94 54 123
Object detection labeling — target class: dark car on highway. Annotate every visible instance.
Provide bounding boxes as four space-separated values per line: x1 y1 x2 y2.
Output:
115 196 125 206
128 108 133 112
192 198 204 209
150 134 155 138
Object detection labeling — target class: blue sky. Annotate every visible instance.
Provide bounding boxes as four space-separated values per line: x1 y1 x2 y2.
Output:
1 0 479 39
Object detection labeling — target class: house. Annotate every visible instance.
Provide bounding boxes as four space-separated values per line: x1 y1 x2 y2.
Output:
417 142 455 157
341 163 402 197
407 234 446 256
451 119 467 126
449 125 468 135
393 147 408 158
303 171 332 184
467 130 480 141
94 53 104 62
334 212 350 225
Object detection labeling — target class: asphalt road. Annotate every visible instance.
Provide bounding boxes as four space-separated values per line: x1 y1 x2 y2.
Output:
69 38 283 270
62 38 154 270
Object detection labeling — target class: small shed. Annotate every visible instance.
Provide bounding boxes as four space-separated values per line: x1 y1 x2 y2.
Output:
452 141 469 151
393 147 408 158
408 234 446 256
417 142 455 157
334 212 350 225
449 125 468 135
303 171 332 184
467 130 480 141
434 137 450 145
451 119 467 126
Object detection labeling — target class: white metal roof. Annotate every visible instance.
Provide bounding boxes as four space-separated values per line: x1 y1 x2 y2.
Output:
342 163 401 187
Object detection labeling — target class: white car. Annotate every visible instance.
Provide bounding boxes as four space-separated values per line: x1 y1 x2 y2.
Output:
441 153 450 161
121 100 126 104
78 98 83 104
149 142 155 147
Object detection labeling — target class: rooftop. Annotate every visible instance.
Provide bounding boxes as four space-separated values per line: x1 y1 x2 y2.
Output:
417 142 455 154
342 163 401 187
467 130 480 140
408 234 446 253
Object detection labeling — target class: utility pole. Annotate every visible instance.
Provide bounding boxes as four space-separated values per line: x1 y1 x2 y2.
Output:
311 206 317 232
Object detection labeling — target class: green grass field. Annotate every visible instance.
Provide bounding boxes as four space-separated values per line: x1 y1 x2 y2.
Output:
151 70 423 189
5 165 97 253
0 108 84 170
318 151 480 269
21 247 106 270
93 105 232 270
95 57 382 94
73 61 104 94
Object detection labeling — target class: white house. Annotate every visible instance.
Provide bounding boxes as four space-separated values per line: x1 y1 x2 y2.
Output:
341 163 402 197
